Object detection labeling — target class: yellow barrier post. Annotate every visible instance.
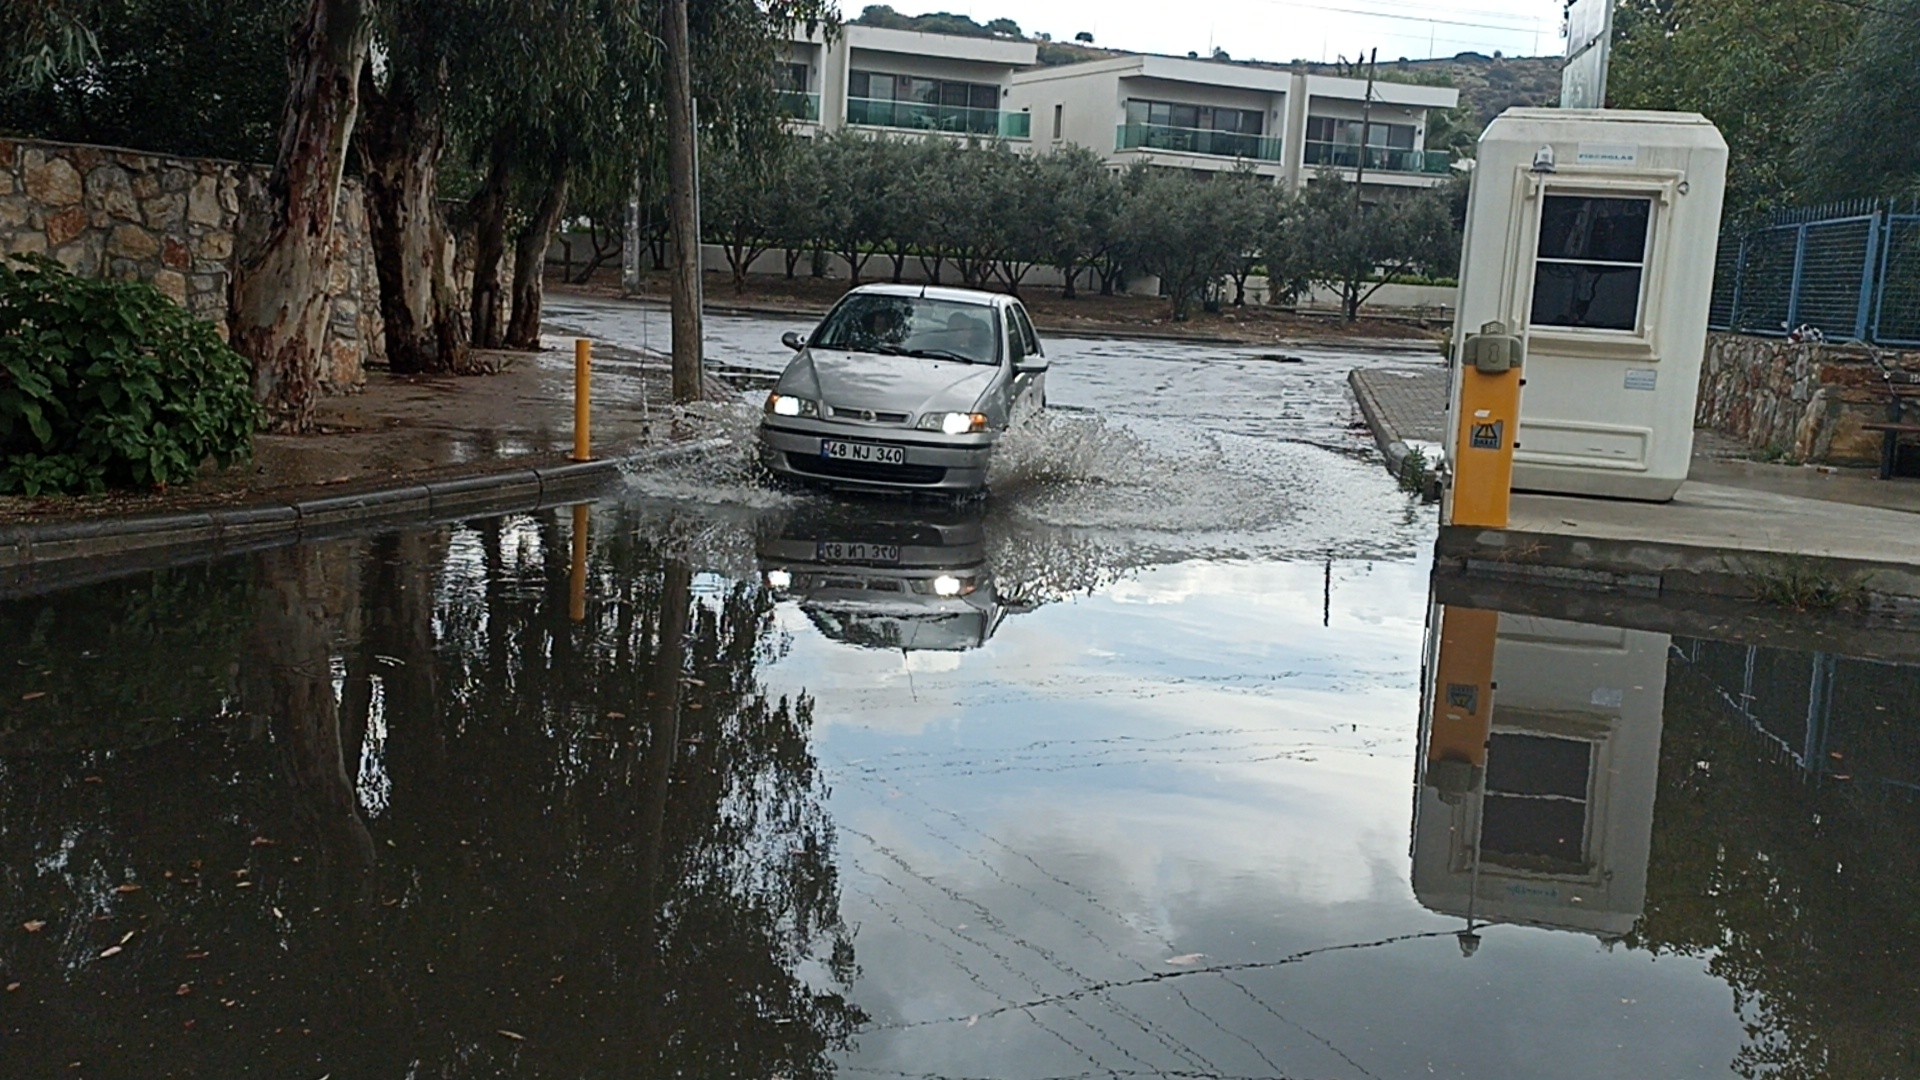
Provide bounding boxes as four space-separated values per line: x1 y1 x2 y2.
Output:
569 503 590 624
1449 321 1524 528
572 338 593 462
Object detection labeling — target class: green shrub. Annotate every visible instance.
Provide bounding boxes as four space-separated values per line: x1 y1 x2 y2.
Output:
0 255 258 495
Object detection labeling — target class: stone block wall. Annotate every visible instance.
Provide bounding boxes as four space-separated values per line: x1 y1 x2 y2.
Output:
1696 332 1920 465
0 137 380 393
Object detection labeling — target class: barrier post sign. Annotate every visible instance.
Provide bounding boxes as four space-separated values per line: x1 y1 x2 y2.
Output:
1561 0 1613 110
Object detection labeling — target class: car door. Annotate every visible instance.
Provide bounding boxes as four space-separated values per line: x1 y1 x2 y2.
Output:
1005 302 1047 426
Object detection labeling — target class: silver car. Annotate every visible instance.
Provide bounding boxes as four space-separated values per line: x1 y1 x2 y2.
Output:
757 284 1048 494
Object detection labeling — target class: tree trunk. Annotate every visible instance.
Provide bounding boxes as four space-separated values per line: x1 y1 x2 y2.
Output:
248 545 376 883
467 141 512 350
356 69 471 375
232 0 373 433
1059 259 1080 300
664 0 703 404
505 169 568 349
783 247 803 278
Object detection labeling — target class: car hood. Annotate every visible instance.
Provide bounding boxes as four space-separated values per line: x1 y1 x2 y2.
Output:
783 349 999 416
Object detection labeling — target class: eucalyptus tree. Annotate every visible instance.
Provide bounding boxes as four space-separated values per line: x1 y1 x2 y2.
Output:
231 0 374 432
355 0 483 373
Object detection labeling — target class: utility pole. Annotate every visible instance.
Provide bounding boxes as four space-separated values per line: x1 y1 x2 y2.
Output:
664 0 703 403
1354 46 1377 188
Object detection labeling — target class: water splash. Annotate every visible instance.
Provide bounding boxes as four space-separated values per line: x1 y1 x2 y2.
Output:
617 399 797 509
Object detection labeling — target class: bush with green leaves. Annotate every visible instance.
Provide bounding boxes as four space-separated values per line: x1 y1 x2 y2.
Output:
0 255 258 495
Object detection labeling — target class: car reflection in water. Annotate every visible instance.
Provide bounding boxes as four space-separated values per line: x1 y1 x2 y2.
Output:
757 503 1034 652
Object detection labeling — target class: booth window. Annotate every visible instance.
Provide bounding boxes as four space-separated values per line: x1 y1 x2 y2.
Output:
1531 195 1652 332
1479 732 1592 873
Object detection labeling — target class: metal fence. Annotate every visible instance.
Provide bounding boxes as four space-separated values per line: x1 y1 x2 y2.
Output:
1709 198 1920 346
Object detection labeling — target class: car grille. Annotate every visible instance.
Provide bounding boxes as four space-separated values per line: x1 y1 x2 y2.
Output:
787 453 947 485
827 405 912 424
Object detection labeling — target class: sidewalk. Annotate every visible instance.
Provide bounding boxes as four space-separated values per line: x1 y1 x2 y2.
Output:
0 336 737 592
1349 366 1920 608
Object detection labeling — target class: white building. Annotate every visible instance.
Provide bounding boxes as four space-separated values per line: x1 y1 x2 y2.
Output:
1007 54 1460 192
780 25 1039 142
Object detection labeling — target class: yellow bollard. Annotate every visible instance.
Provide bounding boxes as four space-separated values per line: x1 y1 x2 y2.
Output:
569 503 590 624
572 338 593 462
1449 322 1524 529
1427 605 1498 781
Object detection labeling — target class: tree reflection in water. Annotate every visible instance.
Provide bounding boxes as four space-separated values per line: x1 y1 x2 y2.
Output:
0 507 860 1077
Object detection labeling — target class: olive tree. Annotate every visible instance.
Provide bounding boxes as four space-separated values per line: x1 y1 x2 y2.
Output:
1287 174 1457 321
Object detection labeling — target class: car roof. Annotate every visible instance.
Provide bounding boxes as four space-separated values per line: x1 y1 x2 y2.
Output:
844 283 1010 307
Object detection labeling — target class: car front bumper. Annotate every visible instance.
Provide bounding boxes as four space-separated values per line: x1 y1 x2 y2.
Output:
758 420 994 493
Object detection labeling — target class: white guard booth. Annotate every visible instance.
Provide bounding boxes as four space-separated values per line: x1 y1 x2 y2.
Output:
1452 109 1728 501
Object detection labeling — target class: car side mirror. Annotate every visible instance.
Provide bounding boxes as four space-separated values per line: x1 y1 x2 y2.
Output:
1014 357 1048 374
781 330 806 351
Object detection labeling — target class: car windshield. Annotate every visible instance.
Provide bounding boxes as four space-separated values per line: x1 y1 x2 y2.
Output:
811 295 1001 364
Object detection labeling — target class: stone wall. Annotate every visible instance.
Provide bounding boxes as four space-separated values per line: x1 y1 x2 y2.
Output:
0 137 380 393
1696 332 1920 465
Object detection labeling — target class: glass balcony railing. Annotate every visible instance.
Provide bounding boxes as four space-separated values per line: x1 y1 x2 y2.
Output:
844 97 1030 140
1115 123 1285 162
776 90 821 122
1302 140 1453 176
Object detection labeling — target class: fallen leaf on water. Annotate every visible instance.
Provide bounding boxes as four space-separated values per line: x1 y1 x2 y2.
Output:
115 884 143 895
21 692 46 701
183 952 209 961
498 1030 526 1042
605 711 627 720
236 881 254 889
83 776 104 784
250 836 278 847
176 984 193 997
965 1015 978 1028
23 920 47 933
118 930 136 945
1165 953 1206 967
272 908 285 920
6 982 20 992
100 946 123 958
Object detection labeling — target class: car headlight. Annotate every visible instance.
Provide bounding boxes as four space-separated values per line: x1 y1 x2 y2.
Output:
765 569 793 590
766 392 818 418
917 411 989 435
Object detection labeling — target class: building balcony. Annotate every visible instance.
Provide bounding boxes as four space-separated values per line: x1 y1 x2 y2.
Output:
845 97 1030 139
777 90 821 122
1302 140 1452 176
1115 123 1284 163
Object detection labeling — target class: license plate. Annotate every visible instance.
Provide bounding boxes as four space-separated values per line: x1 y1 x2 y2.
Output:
820 439 905 466
817 541 901 564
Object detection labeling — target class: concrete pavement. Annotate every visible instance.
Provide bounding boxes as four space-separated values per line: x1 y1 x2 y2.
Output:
1352 363 1920 608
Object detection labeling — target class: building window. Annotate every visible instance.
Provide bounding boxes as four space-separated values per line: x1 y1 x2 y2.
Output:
849 70 997 110
1530 195 1652 332
1124 99 1263 134
778 62 808 92
1306 116 1415 149
1053 103 1063 139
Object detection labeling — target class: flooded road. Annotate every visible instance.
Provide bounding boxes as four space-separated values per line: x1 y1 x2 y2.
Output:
3 306 1918 1078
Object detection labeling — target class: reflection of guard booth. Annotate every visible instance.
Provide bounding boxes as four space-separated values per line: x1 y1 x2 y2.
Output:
1413 605 1668 942
1448 109 1728 501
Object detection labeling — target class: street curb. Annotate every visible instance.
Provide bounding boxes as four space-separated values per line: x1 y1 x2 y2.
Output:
1348 368 1414 477
0 438 726 596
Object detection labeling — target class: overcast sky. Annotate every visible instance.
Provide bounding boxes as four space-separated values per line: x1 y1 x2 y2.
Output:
866 0 1566 64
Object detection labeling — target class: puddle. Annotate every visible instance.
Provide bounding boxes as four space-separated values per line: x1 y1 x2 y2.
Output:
3 303 1914 1077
